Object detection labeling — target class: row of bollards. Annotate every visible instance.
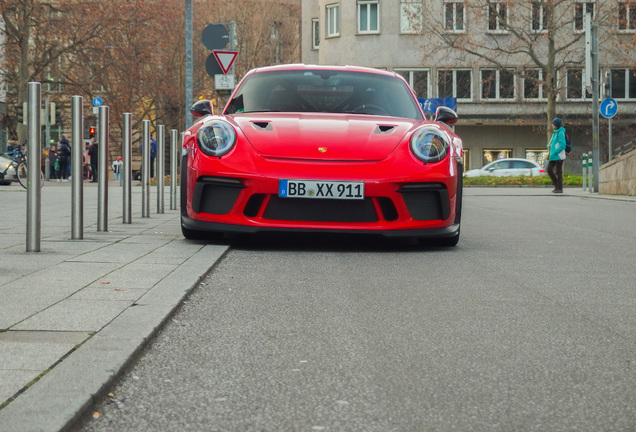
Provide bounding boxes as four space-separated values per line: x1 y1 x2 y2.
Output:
25 82 182 252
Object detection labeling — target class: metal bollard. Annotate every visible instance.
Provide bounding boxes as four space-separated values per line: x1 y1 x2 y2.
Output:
157 125 165 214
71 96 84 239
587 152 593 192
142 120 151 218
97 106 109 231
170 129 178 210
582 153 587 192
26 82 42 252
122 113 132 224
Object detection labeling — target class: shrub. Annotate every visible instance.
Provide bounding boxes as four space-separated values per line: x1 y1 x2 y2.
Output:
463 175 583 186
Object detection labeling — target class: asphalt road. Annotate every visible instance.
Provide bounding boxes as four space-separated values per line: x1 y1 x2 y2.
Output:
73 190 636 432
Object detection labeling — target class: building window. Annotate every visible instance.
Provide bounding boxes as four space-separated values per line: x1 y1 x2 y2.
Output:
358 1 379 34
523 68 546 100
400 0 422 34
312 19 320 49
396 69 430 98
482 149 512 166
462 149 470 170
488 1 508 32
481 69 515 100
618 1 636 31
326 3 340 37
610 68 636 99
526 149 548 168
531 1 548 32
445 1 465 32
566 68 592 99
574 2 595 31
438 69 472 100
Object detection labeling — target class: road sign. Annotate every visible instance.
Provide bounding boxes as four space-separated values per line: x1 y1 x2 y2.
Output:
215 74 235 90
600 98 618 118
205 54 223 77
92 97 103 107
213 50 238 74
202 24 229 50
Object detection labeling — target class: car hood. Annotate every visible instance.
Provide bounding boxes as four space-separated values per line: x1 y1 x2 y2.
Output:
231 114 416 161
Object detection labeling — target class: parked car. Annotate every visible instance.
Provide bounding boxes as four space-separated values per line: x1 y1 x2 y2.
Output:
464 158 547 178
0 154 18 185
180 64 464 246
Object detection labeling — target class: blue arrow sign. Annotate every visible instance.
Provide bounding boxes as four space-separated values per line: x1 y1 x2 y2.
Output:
92 97 103 107
600 98 618 118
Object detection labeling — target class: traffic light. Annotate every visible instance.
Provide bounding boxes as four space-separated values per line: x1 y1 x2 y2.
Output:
50 102 56 125
17 102 27 124
89 127 96 138
604 71 612 98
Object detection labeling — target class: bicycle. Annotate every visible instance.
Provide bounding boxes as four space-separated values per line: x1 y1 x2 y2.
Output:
0 144 44 189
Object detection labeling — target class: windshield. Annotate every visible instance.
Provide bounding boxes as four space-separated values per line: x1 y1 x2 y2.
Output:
225 69 423 120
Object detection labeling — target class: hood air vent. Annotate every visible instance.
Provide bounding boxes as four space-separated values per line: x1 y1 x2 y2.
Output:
251 121 272 131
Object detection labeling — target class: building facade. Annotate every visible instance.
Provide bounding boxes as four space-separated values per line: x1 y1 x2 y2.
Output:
301 0 636 173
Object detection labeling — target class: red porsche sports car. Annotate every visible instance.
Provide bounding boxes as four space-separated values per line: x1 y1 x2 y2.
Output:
181 64 464 246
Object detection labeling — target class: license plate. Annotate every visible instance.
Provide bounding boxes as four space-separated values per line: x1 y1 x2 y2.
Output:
279 179 365 200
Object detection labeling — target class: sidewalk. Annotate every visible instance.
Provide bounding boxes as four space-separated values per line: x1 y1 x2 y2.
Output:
0 181 229 432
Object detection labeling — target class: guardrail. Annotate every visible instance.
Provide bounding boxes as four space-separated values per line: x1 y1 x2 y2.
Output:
23 83 181 252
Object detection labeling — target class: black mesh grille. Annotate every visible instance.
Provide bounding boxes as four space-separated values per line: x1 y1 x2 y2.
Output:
398 183 450 221
192 177 244 215
243 194 266 218
264 197 378 222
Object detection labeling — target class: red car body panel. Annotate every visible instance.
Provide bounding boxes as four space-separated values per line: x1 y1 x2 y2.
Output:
181 64 463 243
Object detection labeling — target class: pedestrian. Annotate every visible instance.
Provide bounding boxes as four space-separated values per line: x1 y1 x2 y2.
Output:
140 138 157 179
48 145 58 181
547 117 567 194
112 157 123 181
150 138 157 179
57 134 71 182
88 137 99 182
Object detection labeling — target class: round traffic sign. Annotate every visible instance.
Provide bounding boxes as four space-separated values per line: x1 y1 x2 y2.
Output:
202 24 229 51
92 97 103 107
205 53 224 78
600 98 618 119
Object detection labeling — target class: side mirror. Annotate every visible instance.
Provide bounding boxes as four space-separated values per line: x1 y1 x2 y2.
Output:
190 100 214 118
434 106 458 125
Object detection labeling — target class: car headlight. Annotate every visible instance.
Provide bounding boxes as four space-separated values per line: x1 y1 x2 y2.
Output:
410 127 449 163
197 120 236 157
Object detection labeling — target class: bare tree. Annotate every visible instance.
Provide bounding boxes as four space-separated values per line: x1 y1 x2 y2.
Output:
1 0 302 147
1 0 108 141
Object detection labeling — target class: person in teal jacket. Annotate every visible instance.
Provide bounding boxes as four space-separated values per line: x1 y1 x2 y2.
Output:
547 117 567 193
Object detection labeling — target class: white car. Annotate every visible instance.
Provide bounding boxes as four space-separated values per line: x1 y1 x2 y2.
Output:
464 158 547 178
0 155 18 185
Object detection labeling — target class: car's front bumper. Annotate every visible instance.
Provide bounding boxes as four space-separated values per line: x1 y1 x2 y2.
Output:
181 213 460 239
